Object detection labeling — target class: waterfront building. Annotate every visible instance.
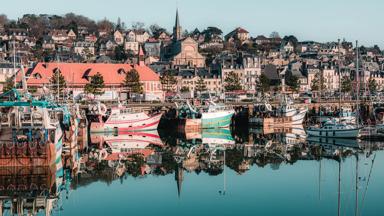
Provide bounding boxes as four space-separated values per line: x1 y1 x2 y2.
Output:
177 68 222 94
26 62 164 100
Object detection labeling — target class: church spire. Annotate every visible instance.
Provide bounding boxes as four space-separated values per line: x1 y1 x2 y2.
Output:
173 9 182 41
175 9 180 29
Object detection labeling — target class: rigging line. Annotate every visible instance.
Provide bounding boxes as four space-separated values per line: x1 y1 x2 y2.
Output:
360 153 376 213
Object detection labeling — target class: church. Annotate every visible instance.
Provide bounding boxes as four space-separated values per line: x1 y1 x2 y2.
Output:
161 10 206 68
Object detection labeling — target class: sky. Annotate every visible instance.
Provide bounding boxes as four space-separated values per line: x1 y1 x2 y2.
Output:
2 0 383 46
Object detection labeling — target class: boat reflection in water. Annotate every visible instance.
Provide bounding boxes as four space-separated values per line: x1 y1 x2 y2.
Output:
3 126 384 215
0 165 70 216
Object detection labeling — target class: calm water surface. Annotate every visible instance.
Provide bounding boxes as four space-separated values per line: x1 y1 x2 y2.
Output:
3 127 384 216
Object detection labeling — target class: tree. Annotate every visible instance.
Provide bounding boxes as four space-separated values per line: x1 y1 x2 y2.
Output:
125 154 145 177
182 29 189 38
368 78 378 93
49 69 67 96
67 20 78 35
224 71 242 92
257 74 270 95
84 72 105 96
341 76 352 94
285 73 300 92
283 35 299 52
160 71 177 93
180 86 190 93
149 24 167 37
270 31 280 39
311 72 325 91
122 69 143 98
195 77 207 94
97 18 114 32
202 26 223 41
114 45 127 61
2 76 14 93
131 21 145 31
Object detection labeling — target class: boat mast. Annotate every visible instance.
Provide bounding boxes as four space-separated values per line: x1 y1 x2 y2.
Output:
318 151 322 201
223 148 226 195
56 55 60 103
13 39 16 88
355 154 359 216
338 154 341 216
356 41 360 126
338 39 342 118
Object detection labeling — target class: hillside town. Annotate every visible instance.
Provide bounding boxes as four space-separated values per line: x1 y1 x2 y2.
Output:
1 6 384 215
0 11 383 100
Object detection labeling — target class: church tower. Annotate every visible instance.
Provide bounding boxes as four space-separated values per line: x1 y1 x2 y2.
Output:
173 9 182 41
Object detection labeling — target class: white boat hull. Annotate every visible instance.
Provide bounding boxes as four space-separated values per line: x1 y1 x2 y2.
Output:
307 127 360 138
90 113 162 133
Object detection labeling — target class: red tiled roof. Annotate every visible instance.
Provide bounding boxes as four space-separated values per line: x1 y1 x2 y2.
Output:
27 62 160 86
237 27 249 34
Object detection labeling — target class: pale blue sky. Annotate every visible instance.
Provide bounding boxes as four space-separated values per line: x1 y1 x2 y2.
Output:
2 0 383 46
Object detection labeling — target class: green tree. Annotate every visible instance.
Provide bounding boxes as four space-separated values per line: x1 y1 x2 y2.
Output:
341 76 352 93
49 69 67 96
125 154 145 178
122 69 143 98
368 78 378 93
180 86 190 93
160 71 177 93
2 76 15 92
311 72 325 91
195 77 207 94
84 72 105 96
257 74 270 95
285 73 300 92
114 45 127 61
224 71 242 92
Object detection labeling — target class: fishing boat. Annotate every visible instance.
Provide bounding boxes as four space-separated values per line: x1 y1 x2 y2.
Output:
177 100 235 129
249 94 307 126
90 103 162 133
307 119 361 138
0 88 69 167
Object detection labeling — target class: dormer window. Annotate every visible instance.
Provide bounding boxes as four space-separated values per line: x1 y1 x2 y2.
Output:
118 68 126 74
82 68 92 80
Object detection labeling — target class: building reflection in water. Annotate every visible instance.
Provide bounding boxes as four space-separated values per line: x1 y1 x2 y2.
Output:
1 126 383 215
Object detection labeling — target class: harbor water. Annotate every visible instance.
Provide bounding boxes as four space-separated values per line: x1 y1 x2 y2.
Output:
0 125 383 216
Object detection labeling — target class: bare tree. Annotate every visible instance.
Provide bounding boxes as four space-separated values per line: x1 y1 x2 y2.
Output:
132 21 145 31
270 31 280 39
